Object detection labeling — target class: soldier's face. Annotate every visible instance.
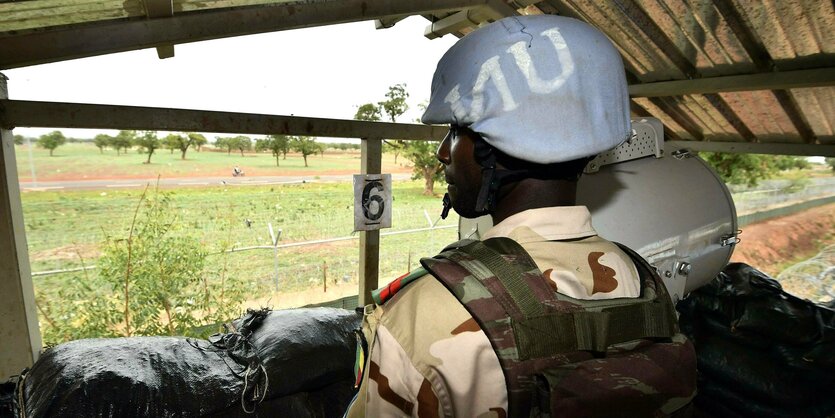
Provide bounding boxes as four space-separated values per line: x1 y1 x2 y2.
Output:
436 126 484 218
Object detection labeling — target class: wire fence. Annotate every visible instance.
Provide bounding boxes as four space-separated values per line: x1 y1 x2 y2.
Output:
21 175 834 310
26 178 835 280
730 177 835 215
777 244 835 305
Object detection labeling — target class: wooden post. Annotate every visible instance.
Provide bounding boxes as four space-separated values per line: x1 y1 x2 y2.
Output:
0 73 42 380
359 137 382 306
323 261 328 293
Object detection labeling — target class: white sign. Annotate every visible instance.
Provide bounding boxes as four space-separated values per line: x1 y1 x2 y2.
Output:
353 174 392 231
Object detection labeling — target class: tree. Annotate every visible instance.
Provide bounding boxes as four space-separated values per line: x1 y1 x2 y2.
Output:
699 152 813 187
188 133 208 152
93 134 112 154
256 135 291 166
215 137 236 155
133 131 161 164
163 135 178 154
37 130 66 156
112 130 135 155
405 140 444 195
773 155 810 171
355 84 411 164
826 158 835 171
214 137 229 155
382 84 411 164
232 136 252 157
380 83 409 123
290 136 320 167
354 103 382 122
13 134 24 145
164 133 194 160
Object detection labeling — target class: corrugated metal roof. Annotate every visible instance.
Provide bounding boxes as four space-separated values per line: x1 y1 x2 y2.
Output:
516 0 835 149
0 0 832 154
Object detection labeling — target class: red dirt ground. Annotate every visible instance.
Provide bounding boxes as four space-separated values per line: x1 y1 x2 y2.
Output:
730 203 835 277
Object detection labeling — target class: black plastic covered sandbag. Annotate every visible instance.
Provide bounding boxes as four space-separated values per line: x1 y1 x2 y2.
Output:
0 381 15 417
678 263 835 418
14 307 360 417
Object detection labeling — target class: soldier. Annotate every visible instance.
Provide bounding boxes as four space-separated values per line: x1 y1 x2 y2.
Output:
346 15 696 418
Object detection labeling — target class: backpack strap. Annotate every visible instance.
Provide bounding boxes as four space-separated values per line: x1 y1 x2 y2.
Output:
424 237 678 357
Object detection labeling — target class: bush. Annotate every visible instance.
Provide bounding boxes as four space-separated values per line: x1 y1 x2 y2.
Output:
36 185 245 345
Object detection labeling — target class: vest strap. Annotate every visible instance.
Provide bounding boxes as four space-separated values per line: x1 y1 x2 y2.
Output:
450 237 677 358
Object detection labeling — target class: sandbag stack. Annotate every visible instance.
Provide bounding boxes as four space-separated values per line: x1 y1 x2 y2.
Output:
12 307 360 417
678 263 835 418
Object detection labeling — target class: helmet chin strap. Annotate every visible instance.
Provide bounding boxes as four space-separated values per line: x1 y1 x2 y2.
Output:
473 140 498 214
440 193 452 220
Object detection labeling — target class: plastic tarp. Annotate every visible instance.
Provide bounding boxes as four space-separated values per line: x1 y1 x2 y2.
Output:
678 263 835 418
11 307 360 417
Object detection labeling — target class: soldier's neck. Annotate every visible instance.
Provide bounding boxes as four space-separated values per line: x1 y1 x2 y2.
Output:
491 178 577 225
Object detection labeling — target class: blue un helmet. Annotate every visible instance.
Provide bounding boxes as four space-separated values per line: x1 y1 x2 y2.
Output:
422 15 630 165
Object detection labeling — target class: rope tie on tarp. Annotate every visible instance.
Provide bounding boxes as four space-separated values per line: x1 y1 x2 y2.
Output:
14 369 28 418
188 308 271 414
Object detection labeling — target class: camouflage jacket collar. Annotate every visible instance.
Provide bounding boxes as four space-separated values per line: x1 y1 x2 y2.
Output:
482 206 597 243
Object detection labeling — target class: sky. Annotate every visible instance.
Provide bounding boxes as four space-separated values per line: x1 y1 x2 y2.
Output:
4 16 458 142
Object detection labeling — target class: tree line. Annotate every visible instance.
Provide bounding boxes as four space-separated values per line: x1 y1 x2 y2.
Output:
220 135 324 167
15 125 831 184
15 130 355 168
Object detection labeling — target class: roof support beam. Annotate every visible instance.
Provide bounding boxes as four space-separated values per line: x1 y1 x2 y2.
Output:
0 100 447 141
648 97 704 141
143 0 176 59
0 76 42 380
424 0 518 39
772 90 817 144
703 93 755 142
666 141 835 157
0 0 489 70
612 0 697 79
628 68 835 97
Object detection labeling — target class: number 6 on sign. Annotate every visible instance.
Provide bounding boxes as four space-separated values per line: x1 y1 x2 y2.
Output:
353 174 392 231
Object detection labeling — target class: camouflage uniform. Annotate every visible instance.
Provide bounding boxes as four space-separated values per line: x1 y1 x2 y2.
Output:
345 206 645 417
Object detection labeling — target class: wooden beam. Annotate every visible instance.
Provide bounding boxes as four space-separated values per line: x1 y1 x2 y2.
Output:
0 100 448 141
628 68 835 97
359 138 383 306
0 0 488 70
0 75 42 380
666 140 835 157
143 0 176 59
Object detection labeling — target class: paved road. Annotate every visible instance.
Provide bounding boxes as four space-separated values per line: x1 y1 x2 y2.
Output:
20 173 412 191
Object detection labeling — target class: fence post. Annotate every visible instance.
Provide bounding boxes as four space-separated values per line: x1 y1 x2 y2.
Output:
359 137 382 306
268 223 281 291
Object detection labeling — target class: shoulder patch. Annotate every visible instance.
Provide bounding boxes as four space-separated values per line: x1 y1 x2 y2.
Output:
373 267 429 305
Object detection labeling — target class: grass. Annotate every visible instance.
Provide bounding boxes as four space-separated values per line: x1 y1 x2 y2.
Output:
16 142 410 181
25 180 458 308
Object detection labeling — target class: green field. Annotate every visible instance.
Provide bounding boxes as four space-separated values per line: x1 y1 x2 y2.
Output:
15 142 410 181
24 178 458 342
16 141 453 344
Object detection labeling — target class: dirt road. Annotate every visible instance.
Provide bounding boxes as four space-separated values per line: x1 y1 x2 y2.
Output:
730 203 835 277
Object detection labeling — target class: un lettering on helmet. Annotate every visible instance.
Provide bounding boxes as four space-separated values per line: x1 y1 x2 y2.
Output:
422 15 631 164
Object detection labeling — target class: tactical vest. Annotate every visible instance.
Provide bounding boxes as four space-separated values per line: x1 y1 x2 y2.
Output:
419 237 697 418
